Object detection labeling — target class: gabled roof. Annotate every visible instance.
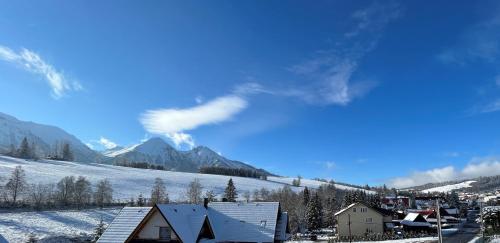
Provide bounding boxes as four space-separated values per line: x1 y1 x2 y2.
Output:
207 202 280 243
334 202 384 217
0 233 8 243
401 213 431 227
97 207 152 243
157 204 209 243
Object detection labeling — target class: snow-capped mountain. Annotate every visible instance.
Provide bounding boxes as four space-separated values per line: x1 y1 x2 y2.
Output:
105 137 262 173
0 112 102 162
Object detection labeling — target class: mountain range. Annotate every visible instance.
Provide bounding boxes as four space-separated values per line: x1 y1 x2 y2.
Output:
0 112 267 174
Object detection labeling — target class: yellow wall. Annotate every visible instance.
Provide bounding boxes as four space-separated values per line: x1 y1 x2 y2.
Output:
336 203 384 237
136 210 179 241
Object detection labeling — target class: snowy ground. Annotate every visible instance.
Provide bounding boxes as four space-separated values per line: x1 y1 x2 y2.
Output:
0 207 120 242
288 237 438 242
421 180 476 193
267 176 373 193
0 156 372 202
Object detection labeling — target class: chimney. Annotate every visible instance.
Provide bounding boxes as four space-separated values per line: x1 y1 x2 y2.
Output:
203 198 209 208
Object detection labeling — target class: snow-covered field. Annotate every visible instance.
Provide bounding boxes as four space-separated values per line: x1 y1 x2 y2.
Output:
0 156 371 201
267 176 373 193
0 208 120 242
421 180 476 193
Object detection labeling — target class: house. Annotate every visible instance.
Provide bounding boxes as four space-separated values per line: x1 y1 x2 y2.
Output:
381 196 411 210
98 201 290 243
334 202 387 237
400 213 431 231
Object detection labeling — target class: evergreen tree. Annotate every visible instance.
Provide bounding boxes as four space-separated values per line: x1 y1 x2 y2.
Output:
62 143 74 161
137 193 145 206
224 178 237 202
303 187 310 206
19 137 31 159
324 197 336 228
306 193 322 231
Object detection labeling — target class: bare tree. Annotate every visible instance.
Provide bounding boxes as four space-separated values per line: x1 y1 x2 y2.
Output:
186 178 203 204
57 176 75 206
243 190 251 202
28 183 49 210
150 177 168 205
94 179 113 208
5 165 26 205
74 176 92 209
204 190 217 202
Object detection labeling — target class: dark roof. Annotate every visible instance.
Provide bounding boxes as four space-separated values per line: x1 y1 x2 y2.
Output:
373 207 393 216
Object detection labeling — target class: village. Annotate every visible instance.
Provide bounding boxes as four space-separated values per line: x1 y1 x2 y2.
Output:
93 181 500 242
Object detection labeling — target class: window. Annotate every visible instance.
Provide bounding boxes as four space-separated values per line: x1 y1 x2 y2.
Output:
366 218 373 223
159 227 171 240
352 208 356 212
260 220 267 228
361 207 367 213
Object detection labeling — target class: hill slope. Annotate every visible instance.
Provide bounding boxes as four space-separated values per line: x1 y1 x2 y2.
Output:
0 112 102 162
0 155 373 201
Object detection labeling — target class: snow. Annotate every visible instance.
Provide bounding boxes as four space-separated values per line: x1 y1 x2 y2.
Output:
288 237 438 242
267 176 374 193
0 156 305 202
421 180 476 193
0 156 373 202
0 208 120 242
102 144 139 157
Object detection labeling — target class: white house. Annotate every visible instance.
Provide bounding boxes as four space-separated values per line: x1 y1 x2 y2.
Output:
98 201 290 243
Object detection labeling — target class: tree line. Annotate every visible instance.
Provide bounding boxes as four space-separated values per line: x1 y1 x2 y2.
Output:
4 137 75 161
0 166 113 210
199 166 267 179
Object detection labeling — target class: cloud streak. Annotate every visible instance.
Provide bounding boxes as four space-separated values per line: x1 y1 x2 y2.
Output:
388 157 500 188
140 95 248 148
0 45 81 99
236 2 401 106
99 137 118 150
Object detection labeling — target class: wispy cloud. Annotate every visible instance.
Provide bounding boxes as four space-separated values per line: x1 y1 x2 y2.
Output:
438 11 500 65
140 95 248 148
235 2 401 106
388 157 500 188
0 45 81 99
99 137 118 149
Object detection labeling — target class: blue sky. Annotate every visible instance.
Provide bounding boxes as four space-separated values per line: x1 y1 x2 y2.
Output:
1 0 500 187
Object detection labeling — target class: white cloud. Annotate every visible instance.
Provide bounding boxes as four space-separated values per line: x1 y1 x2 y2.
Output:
281 3 400 106
325 161 336 169
0 45 81 99
438 11 500 65
165 132 195 149
99 137 118 149
85 143 94 150
479 99 500 113
140 95 248 147
388 157 500 188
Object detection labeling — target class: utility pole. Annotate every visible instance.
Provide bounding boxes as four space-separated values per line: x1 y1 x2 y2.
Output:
436 199 443 243
348 213 352 243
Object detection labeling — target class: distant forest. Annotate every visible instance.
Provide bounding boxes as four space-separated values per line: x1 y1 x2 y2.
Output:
199 166 268 179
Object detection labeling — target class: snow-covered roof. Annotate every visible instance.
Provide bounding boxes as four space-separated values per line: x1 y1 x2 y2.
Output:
334 202 385 216
0 233 8 243
97 207 152 243
275 212 289 241
401 213 431 227
157 204 208 243
208 202 280 242
334 203 357 216
445 208 459 215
